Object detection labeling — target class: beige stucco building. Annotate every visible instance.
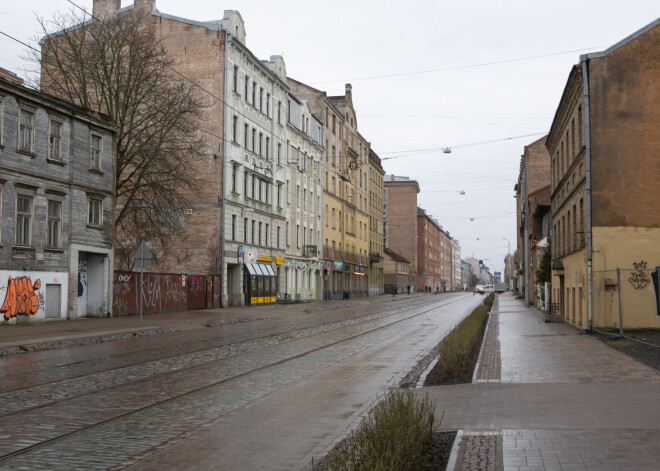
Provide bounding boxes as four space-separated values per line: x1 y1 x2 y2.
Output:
368 150 385 296
288 80 370 298
547 17 660 329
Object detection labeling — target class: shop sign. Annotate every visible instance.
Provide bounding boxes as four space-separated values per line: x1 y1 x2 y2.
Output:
295 262 307 272
333 261 344 272
257 255 272 262
275 256 284 266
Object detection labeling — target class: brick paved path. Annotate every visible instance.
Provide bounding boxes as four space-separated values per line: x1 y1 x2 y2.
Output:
421 294 660 471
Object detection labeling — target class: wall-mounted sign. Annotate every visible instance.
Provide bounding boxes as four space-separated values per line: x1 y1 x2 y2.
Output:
246 251 256 263
275 256 284 266
238 245 243 257
333 261 344 272
295 262 307 272
182 275 186 287
257 255 272 262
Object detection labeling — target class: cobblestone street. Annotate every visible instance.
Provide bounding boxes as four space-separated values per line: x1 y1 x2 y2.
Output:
0 293 480 470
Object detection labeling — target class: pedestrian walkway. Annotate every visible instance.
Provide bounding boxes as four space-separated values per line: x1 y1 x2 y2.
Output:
420 294 660 470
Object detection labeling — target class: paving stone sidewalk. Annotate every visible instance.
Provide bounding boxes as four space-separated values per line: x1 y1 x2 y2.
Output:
420 294 660 471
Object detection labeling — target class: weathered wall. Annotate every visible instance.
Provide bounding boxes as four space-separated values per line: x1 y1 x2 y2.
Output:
589 23 660 228
112 272 220 315
0 270 69 323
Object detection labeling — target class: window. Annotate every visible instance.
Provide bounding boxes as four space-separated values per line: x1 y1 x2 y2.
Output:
47 200 62 249
16 195 32 246
296 185 300 208
252 128 256 152
19 109 34 153
49 120 62 161
265 136 270 160
286 221 290 246
277 183 282 207
90 133 102 171
232 115 238 142
277 226 280 248
325 205 328 225
286 180 290 204
244 218 248 243
245 76 249 98
231 214 237 240
243 171 248 198
296 224 300 248
88 197 102 226
265 223 269 246
251 220 255 244
244 124 249 149
332 114 336 134
266 93 271 117
277 101 282 124
277 143 281 165
231 165 237 192
233 65 239 93
259 87 264 112
303 189 307 210
252 82 256 106
332 208 336 228
331 146 336 166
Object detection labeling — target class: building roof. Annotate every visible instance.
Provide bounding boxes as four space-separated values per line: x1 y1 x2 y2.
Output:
384 247 410 263
581 17 660 61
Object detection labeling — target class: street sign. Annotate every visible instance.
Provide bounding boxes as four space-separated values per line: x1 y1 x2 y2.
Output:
134 241 152 269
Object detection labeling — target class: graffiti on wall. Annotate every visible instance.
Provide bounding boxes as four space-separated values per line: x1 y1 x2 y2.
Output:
1 276 43 320
78 261 88 298
628 260 651 290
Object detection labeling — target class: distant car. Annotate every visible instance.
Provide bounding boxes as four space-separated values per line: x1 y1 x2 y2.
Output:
477 284 494 294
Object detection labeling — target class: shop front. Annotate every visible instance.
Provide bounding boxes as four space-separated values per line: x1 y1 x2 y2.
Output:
244 263 277 305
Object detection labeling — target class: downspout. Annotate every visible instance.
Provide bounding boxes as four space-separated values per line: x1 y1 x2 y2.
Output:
524 155 529 306
581 57 593 331
220 33 229 308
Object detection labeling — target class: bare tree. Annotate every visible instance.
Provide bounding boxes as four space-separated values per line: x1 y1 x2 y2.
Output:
29 8 206 269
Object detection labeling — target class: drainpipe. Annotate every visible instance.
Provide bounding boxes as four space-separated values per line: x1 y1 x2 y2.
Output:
220 33 229 308
524 155 529 306
581 57 593 331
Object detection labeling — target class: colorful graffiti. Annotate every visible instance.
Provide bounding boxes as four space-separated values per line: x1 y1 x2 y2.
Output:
1 276 42 320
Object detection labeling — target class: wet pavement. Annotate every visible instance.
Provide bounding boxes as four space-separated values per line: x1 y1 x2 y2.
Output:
0 292 482 470
421 294 660 471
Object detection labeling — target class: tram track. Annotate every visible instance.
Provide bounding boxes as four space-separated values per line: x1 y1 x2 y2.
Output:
0 294 475 467
0 295 454 396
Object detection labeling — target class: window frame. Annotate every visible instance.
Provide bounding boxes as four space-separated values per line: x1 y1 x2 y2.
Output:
48 118 64 162
18 107 35 154
15 193 33 247
46 199 62 249
90 132 103 172
88 196 103 227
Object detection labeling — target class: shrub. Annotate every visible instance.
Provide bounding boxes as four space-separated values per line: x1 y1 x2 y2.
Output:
322 390 437 471
434 294 492 381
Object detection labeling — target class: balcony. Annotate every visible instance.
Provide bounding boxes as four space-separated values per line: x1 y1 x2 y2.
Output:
369 252 382 263
303 245 318 258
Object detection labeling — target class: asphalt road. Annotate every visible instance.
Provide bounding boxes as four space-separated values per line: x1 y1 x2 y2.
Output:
0 293 483 471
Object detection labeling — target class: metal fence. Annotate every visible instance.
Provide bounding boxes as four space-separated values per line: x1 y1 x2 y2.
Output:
592 264 660 335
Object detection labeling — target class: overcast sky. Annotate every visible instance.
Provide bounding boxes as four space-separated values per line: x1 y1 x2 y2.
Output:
2 0 659 276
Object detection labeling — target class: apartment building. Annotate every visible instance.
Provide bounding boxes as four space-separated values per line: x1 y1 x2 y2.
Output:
368 149 385 296
0 73 116 322
515 136 550 300
282 94 324 301
288 80 370 298
384 175 419 292
547 17 660 329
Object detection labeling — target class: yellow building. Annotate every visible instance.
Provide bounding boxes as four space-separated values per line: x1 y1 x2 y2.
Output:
548 19 660 330
288 80 371 298
368 150 385 295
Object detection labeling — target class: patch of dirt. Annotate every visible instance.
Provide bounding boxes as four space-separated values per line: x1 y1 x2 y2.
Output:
592 329 660 372
426 432 457 470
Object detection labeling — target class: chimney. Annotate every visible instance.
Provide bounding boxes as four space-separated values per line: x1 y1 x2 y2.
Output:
345 83 352 103
92 0 120 20
134 0 156 12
